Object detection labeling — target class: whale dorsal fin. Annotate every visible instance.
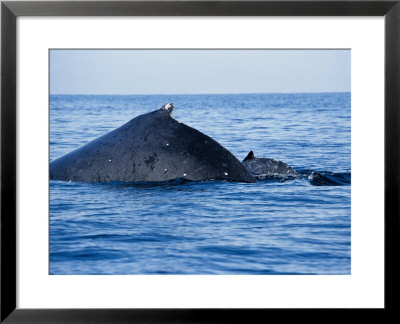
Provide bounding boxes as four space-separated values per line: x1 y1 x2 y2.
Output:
160 103 174 114
243 151 255 162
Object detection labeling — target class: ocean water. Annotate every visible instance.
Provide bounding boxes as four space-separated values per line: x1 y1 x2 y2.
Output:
50 93 351 275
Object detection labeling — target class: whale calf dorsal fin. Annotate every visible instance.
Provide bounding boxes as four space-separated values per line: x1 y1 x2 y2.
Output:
243 151 255 162
242 150 298 177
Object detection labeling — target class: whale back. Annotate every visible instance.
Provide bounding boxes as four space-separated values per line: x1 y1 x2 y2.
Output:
242 151 297 176
50 108 256 183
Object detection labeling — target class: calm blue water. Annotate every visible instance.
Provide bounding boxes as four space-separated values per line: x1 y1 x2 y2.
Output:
50 93 351 275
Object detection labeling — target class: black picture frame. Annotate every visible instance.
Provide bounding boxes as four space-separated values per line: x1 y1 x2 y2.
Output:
1 0 399 322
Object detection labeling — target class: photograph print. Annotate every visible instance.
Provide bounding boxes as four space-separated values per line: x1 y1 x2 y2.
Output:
49 49 351 275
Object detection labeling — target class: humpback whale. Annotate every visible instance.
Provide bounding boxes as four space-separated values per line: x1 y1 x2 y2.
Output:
242 151 298 177
50 103 256 183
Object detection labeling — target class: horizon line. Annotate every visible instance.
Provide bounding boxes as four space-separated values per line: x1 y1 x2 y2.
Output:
49 91 351 96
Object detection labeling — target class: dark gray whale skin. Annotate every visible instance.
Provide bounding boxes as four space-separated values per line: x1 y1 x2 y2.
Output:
242 151 298 176
50 104 256 183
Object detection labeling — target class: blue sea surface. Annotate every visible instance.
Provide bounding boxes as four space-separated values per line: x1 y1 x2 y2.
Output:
50 93 351 275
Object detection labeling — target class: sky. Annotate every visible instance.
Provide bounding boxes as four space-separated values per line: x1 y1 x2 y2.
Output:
50 49 350 95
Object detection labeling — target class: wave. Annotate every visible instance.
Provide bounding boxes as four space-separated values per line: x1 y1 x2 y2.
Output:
252 169 351 186
297 170 351 186
51 171 351 187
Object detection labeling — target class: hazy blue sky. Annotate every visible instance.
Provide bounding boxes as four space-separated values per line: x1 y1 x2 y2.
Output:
50 49 350 95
